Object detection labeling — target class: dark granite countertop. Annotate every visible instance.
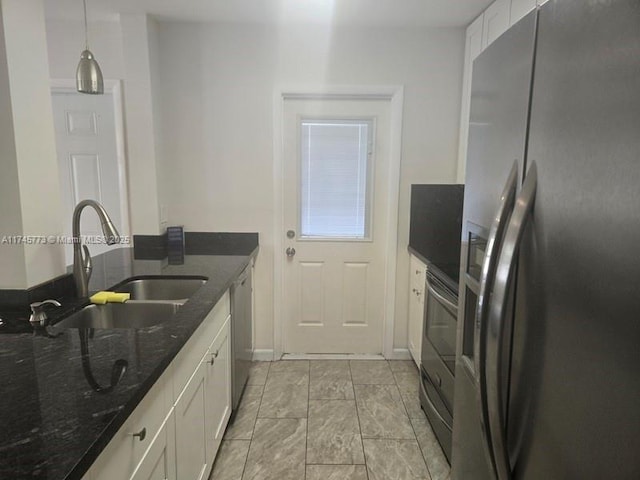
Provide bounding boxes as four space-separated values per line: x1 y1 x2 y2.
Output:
0 246 257 480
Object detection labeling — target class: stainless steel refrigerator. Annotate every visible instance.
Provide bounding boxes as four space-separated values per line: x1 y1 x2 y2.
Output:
452 1 640 479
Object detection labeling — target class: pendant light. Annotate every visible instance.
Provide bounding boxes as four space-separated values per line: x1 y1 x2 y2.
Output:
76 0 103 94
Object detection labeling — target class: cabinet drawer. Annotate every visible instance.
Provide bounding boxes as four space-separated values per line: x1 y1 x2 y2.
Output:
172 290 230 402
91 374 172 480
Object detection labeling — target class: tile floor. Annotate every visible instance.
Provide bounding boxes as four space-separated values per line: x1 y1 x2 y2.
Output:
210 359 451 480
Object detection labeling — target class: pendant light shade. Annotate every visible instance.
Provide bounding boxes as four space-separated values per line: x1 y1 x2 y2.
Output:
76 49 103 94
76 0 103 94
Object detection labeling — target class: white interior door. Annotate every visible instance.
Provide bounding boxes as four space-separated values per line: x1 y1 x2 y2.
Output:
282 98 392 354
51 91 126 265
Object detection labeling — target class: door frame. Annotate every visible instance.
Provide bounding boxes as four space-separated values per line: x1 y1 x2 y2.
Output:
272 85 404 359
50 78 131 238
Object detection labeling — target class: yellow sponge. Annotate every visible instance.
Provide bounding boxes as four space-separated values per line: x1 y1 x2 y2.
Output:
90 291 110 304
107 292 130 303
89 291 130 304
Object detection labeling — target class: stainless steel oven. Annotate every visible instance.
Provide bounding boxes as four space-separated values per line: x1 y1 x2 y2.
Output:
420 268 458 463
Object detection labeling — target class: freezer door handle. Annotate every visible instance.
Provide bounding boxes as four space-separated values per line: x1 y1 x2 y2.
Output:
487 162 538 480
474 161 519 473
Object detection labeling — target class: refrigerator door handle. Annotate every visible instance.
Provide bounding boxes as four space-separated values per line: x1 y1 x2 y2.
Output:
474 161 519 472
486 162 538 480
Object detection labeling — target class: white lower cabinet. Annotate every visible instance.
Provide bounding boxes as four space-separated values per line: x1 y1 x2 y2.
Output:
175 360 209 480
408 254 427 367
87 291 232 480
131 411 176 480
205 319 231 467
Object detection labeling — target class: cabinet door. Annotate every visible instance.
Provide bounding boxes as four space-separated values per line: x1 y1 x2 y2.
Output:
482 0 511 48
91 376 171 480
175 360 208 480
456 14 484 183
130 411 177 480
408 255 426 367
510 0 536 25
205 316 232 467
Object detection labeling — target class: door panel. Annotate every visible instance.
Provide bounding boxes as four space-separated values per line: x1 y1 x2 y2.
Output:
341 262 367 326
299 262 324 325
282 99 391 354
51 91 125 264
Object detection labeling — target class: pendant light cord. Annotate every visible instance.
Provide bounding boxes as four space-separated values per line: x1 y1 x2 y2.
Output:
83 0 89 49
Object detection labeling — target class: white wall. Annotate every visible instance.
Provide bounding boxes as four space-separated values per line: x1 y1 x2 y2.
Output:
0 0 65 288
45 18 125 80
45 15 163 235
155 22 465 353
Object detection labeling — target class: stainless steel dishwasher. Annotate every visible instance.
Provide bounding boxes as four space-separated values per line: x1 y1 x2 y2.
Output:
231 265 253 410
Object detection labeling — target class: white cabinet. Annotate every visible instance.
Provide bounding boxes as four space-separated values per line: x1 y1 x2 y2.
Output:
88 375 172 480
456 14 484 183
130 411 177 480
408 254 427 367
482 0 511 48
205 320 232 466
510 0 536 25
89 290 233 480
175 360 209 480
457 0 544 182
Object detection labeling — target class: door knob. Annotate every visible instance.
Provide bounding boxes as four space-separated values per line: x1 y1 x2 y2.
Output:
286 247 296 257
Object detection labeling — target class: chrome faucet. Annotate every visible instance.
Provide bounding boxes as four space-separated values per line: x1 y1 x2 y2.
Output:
73 200 121 297
29 299 62 327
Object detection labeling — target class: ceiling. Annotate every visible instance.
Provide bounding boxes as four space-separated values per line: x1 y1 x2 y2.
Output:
45 0 493 28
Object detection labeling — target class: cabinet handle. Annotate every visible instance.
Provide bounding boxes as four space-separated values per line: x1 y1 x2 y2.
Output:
416 270 420 274
132 428 146 441
209 350 219 365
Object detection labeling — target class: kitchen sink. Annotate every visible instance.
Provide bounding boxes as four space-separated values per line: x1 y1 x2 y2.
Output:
112 276 208 301
53 301 182 330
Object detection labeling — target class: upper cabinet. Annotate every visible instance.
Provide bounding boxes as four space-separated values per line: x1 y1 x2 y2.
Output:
457 0 546 182
510 0 537 25
456 15 484 183
482 0 511 48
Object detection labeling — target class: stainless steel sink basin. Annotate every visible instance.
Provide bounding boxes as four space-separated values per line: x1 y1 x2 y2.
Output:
54 302 182 330
112 276 207 301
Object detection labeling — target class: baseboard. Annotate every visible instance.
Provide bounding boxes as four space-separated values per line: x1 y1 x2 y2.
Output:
386 348 412 360
281 353 386 360
256 349 412 361
252 349 275 361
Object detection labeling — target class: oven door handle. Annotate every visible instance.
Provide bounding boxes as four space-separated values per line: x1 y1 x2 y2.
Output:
426 282 458 315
